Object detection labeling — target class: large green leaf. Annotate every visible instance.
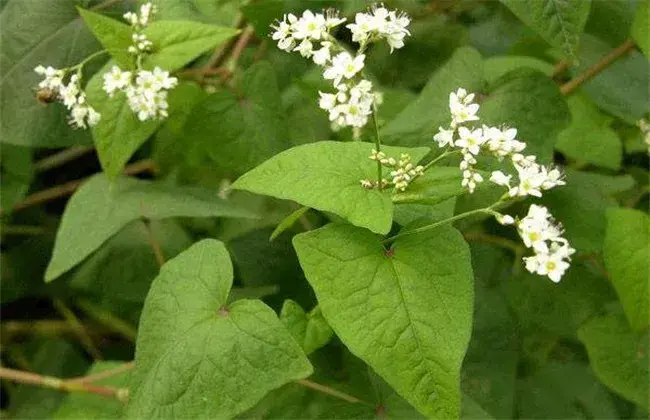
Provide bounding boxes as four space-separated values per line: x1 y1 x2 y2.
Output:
604 208 649 332
77 7 132 68
578 311 649 410
0 0 98 147
232 141 430 235
45 174 256 282
293 223 474 418
127 239 313 418
381 47 484 148
555 95 622 169
182 61 291 175
500 0 592 59
483 56 554 83
280 300 333 355
481 68 570 163
54 361 130 419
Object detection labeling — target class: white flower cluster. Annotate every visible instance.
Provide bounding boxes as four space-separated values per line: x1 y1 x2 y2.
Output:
347 4 411 52
433 88 565 195
103 66 177 121
514 204 575 282
123 3 156 56
34 66 100 129
364 149 423 191
270 5 410 129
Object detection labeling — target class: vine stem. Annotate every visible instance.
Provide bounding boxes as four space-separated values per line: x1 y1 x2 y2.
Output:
142 219 165 267
68 362 135 384
560 38 636 96
382 207 497 245
53 299 103 360
34 146 94 173
0 367 127 401
371 104 383 188
294 379 373 406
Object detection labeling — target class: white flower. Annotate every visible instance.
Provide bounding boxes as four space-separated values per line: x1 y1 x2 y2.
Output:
294 39 314 58
489 170 512 187
123 11 138 26
318 92 337 110
484 126 525 157
35 65 65 90
325 9 346 28
102 66 132 97
542 166 565 190
59 76 80 109
449 88 479 126
347 12 375 42
86 107 101 126
293 10 326 40
312 42 331 65
433 127 454 148
456 127 485 155
496 214 515 225
139 2 155 26
323 52 365 86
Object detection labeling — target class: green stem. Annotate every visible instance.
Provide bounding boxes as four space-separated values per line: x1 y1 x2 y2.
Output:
371 103 383 189
423 149 461 171
382 207 498 245
68 49 111 72
76 299 137 342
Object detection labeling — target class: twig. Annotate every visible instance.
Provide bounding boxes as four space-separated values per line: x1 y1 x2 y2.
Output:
229 26 255 70
295 379 372 406
0 367 126 401
34 146 94 173
0 159 157 217
76 299 137 342
142 219 165 267
53 299 103 360
551 59 569 78
1 320 103 341
560 38 636 96
69 362 135 384
0 225 48 236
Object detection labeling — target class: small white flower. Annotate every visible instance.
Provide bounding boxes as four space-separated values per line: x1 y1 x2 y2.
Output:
35 65 64 90
318 92 337 110
496 214 515 225
325 9 346 28
433 127 454 148
323 52 365 86
293 10 326 40
102 66 132 97
489 170 512 187
456 126 485 155
294 39 314 58
312 42 331 65
347 12 375 42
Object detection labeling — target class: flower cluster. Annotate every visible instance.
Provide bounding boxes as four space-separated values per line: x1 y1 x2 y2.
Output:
34 66 100 129
638 119 650 153
433 88 565 195
514 205 575 282
103 66 177 121
362 150 423 191
347 5 411 52
123 3 156 56
271 5 410 129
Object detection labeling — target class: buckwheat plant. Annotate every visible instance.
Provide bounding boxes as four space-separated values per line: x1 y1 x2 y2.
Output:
33 2 178 127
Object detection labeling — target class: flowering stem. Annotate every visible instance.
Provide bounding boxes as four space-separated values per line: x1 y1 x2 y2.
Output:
382 207 498 245
423 149 461 171
371 103 383 189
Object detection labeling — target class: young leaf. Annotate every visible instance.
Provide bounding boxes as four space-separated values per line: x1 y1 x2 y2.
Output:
77 8 132 68
481 68 570 163
555 95 622 170
500 0 592 59
381 47 484 148
45 174 256 282
0 0 97 147
293 223 474 418
143 20 239 70
127 239 313 418
578 311 649 410
280 300 333 355
604 208 649 332
232 141 430 235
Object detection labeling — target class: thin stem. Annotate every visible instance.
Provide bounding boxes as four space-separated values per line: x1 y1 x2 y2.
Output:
69 362 135 384
0 367 126 400
142 219 165 267
35 146 94 173
560 38 636 96
203 14 246 70
295 379 372 406
53 299 103 360
371 103 383 188
76 299 137 342
0 225 48 236
423 149 461 171
383 207 496 245
228 26 255 71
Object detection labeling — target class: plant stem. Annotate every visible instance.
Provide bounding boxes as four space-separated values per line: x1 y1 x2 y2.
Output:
142 219 165 267
371 104 383 189
76 299 137 342
423 149 461 171
560 38 636 96
295 379 372 406
53 299 103 360
383 207 496 244
69 362 135 384
34 146 94 173
0 367 126 401
0 225 48 236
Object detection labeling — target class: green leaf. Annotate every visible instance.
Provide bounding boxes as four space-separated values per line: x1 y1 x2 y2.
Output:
516 362 618 418
604 208 649 331
54 361 130 419
632 1 649 59
232 141 430 235
270 206 310 241
45 174 256 282
381 47 484 148
293 223 474 418
85 60 161 179
392 166 464 206
0 0 97 147
143 20 239 70
572 35 649 123
77 8 132 68
0 144 32 213
555 95 622 169
578 310 649 410
481 68 570 163
127 239 313 418
500 0 592 59
280 300 333 355
182 61 291 175
483 56 554 83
